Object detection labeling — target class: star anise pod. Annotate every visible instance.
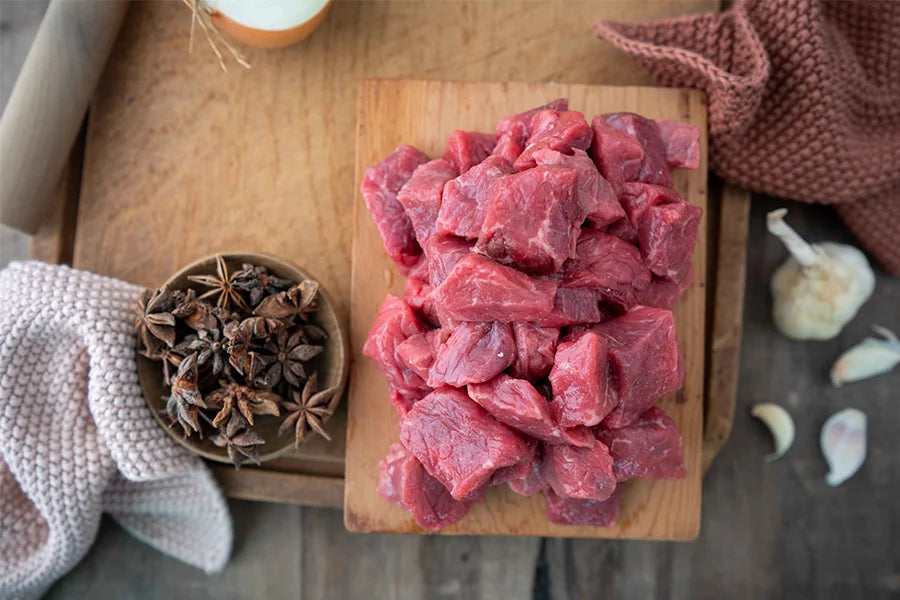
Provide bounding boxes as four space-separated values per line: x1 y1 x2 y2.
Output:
166 353 207 436
254 280 319 321
211 409 265 469
241 316 283 339
279 373 334 446
187 255 250 313
135 287 176 353
223 319 274 379
171 288 218 330
232 264 293 306
258 329 323 388
142 344 185 385
206 382 281 427
175 328 228 375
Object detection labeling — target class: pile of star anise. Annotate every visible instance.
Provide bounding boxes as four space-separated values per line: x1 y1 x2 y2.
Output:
135 255 336 468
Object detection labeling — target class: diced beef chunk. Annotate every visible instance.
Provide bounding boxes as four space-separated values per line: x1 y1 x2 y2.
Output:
638 202 702 284
549 332 615 427
507 450 547 496
433 254 558 322
603 112 671 186
436 155 515 239
425 235 473 286
397 158 457 246
427 321 515 387
389 389 422 419
363 295 428 395
361 145 429 271
396 331 439 381
400 388 530 500
556 425 598 448
514 110 594 170
542 441 616 501
509 322 559 380
443 130 497 174
532 148 624 227
635 268 694 310
402 276 438 326
496 98 570 146
597 406 686 481
609 182 683 244
475 166 581 274
588 116 644 188
492 134 524 163
468 375 561 441
377 442 470 531
491 437 538 485
654 119 700 169
561 230 651 308
533 287 604 328
545 487 622 527
591 306 682 428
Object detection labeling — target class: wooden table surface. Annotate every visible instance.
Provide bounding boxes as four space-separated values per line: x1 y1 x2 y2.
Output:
2 2 897 599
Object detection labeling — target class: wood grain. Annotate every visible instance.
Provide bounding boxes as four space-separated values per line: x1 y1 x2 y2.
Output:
345 79 707 539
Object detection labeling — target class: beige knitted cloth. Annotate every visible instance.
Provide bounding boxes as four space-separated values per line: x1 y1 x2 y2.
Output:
0 262 232 600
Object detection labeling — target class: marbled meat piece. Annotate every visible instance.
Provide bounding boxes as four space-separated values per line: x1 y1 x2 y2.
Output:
603 112 671 186
492 133 524 164
509 322 559 380
397 158 457 246
507 451 547 496
496 98 570 146
588 116 644 188
400 387 530 500
545 487 622 527
591 306 682 428
638 201 702 284
491 437 538 485
360 145 429 271
443 130 497 174
425 234 473 287
433 254 557 322
427 321 515 387
362 295 428 395
475 166 581 274
468 375 561 441
532 148 624 227
597 406 686 481
607 182 683 245
436 155 515 239
389 389 421 419
542 440 616 501
635 268 694 310
549 331 615 427
654 119 700 169
396 330 439 381
514 110 594 170
561 230 651 308
402 275 438 326
533 287 605 328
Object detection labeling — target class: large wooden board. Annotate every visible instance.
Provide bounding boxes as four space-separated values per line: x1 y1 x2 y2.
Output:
346 80 707 539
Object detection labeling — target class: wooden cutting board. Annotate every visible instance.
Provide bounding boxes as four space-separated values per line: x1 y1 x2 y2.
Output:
345 80 707 539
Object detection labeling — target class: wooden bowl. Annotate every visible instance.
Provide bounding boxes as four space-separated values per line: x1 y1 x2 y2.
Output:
138 252 349 465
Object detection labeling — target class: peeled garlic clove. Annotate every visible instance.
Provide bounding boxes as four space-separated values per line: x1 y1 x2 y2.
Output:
821 408 866 486
751 403 795 461
831 325 900 387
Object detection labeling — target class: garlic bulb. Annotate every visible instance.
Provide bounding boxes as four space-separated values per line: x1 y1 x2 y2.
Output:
767 209 875 340
820 408 866 486
751 403 795 461
831 325 900 387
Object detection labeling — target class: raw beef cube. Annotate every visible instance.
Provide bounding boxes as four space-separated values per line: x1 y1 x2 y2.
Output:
509 322 559 380
545 487 622 527
507 451 547 496
389 389 420 419
427 321 515 387
610 182 683 244
396 331 438 381
597 406 686 481
433 254 558 322
638 202 702 284
532 148 624 227
436 155 515 239
654 119 700 169
603 112 671 186
589 116 644 188
496 98 570 146
475 166 581 274
635 268 694 310
377 441 410 506
361 145 429 271
561 230 651 308
397 158 457 246
556 425 598 448
402 276 438 326
592 306 682 428
514 111 594 170
363 295 428 395
542 441 616 501
408 255 430 281
549 331 615 427
468 375 560 441
532 287 603 328
443 130 497 174
492 134 523 163
425 235 473 287
400 388 530 500
491 438 538 485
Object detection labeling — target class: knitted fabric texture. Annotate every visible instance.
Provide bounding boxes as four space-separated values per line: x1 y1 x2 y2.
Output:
594 0 900 273
0 262 232 600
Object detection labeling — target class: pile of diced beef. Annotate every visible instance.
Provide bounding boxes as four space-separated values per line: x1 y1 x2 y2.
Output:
362 99 701 531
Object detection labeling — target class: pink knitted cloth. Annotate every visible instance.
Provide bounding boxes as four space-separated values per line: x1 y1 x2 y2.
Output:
0 262 232 599
595 0 900 273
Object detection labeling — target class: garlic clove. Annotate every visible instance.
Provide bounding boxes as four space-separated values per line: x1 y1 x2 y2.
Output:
820 408 866 486
751 403 795 461
830 325 900 387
